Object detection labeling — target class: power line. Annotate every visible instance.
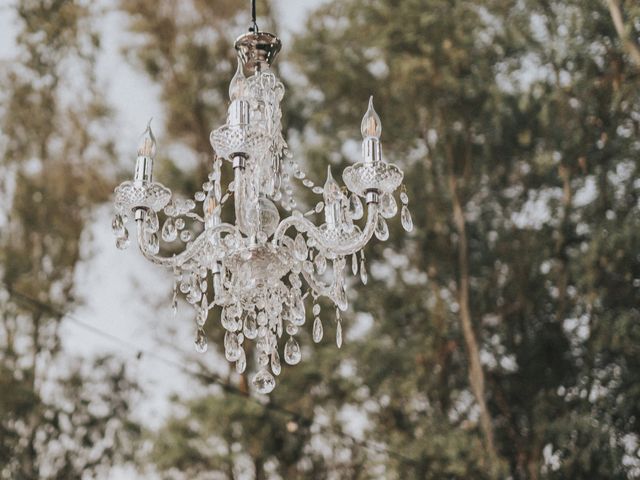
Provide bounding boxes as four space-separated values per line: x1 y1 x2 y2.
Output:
4 283 420 467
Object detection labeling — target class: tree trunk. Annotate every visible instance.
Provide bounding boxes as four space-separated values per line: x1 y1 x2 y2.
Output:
606 0 640 67
447 171 499 471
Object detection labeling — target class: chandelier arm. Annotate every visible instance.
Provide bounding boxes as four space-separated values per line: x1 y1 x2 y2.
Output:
135 219 237 268
273 203 379 257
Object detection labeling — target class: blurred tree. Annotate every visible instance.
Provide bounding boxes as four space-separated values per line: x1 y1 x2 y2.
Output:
119 0 640 478
0 1 141 478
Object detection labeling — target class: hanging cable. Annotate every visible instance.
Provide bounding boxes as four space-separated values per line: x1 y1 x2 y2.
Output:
3 282 420 468
249 0 259 33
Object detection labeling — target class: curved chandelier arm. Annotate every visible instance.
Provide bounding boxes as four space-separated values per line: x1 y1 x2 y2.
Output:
135 218 237 268
273 203 379 257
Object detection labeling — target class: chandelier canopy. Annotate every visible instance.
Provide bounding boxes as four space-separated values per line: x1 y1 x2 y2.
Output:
111 13 412 394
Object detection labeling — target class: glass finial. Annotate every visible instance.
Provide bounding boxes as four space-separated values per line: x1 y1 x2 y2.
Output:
229 60 247 101
137 118 156 158
361 96 382 139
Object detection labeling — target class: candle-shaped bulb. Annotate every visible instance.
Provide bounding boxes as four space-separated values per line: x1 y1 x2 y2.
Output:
229 60 247 101
360 96 382 139
137 119 156 158
323 166 342 204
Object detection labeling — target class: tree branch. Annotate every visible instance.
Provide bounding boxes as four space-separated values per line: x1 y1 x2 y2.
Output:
606 0 640 67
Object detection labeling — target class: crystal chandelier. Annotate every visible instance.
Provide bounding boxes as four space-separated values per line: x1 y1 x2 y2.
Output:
111 6 412 394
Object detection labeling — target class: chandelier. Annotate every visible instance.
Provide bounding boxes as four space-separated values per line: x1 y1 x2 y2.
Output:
111 5 412 394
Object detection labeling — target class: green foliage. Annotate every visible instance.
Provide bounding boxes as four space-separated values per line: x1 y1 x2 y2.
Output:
137 0 640 478
0 1 140 477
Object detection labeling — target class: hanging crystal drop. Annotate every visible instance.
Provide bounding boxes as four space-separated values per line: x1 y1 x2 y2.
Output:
171 278 178 317
161 218 177 242
252 368 276 394
313 316 323 343
116 228 130 250
360 258 368 285
312 303 321 316
374 215 389 241
400 184 409 205
235 349 247 374
147 232 160 254
284 336 301 365
351 254 358 276
224 331 241 362
401 205 413 232
336 313 343 349
271 350 282 376
144 210 159 232
194 328 208 353
380 192 398 218
314 254 327 274
180 230 192 242
294 233 307 261
175 218 185 230
349 194 363 220
243 311 258 339
112 213 125 237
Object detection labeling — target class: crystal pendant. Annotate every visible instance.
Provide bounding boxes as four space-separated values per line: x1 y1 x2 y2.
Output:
147 232 160 254
360 258 368 285
271 350 282 376
161 218 177 242
375 215 389 241
336 318 343 348
224 331 241 362
116 228 130 250
253 368 276 394
284 336 301 365
349 194 363 220
144 210 159 232
235 349 247 374
294 233 307 261
380 192 398 218
313 316 323 343
312 303 321 316
194 328 208 353
401 205 413 232
112 213 125 237
351 254 358 276
314 254 327 274
180 230 192 242
243 311 258 339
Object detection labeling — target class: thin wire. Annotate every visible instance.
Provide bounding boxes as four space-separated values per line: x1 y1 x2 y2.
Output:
249 0 259 33
4 283 420 467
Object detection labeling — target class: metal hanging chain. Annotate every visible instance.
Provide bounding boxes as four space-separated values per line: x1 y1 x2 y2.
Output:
249 0 259 33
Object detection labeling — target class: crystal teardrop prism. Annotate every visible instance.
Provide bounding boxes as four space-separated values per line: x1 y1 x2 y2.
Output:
252 368 276 394
336 319 343 348
313 316 323 343
350 194 363 220
314 254 327 274
112 213 125 237
360 259 368 285
224 331 241 362
194 328 208 353
116 228 130 250
161 218 177 242
380 192 398 218
284 336 301 365
401 205 413 232
144 210 159 232
235 349 247 374
243 311 258 339
351 254 358 276
294 233 307 261
271 350 282 375
374 215 389 241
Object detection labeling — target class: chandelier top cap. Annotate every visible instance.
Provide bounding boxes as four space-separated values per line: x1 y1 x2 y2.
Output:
235 31 282 70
